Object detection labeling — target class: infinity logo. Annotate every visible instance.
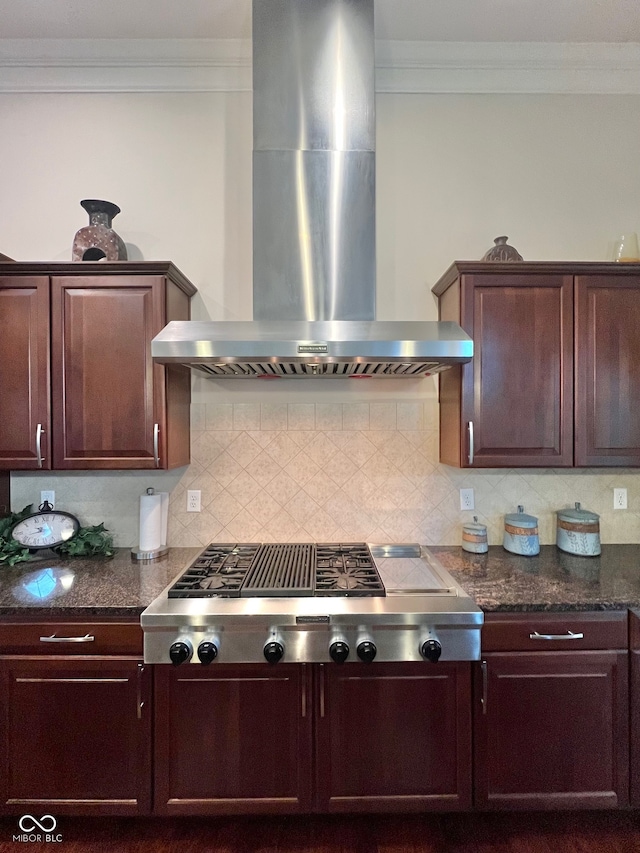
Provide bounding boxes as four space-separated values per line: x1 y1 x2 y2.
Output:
18 814 57 832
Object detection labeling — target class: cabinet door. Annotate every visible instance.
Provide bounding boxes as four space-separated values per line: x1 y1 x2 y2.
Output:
50 276 166 469
575 275 640 466
474 651 629 810
154 663 313 815
0 277 51 470
630 612 640 806
0 657 151 815
315 662 472 812
460 274 574 467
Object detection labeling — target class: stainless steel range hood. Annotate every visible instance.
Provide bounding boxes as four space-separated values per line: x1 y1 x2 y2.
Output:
152 0 472 378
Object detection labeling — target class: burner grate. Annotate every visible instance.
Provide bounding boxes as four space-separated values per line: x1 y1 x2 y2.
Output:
315 543 385 596
168 544 261 598
242 544 315 597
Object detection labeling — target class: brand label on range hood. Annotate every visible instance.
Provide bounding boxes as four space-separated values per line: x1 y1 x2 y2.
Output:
298 343 328 354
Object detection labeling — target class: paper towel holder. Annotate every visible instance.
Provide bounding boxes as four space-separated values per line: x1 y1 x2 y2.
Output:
131 487 170 561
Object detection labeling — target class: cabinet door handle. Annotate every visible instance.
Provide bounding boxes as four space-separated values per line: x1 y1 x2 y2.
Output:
319 663 326 718
39 633 95 643
301 669 307 718
153 423 160 468
529 630 584 641
467 421 474 465
137 663 145 720
36 423 45 468
481 659 488 715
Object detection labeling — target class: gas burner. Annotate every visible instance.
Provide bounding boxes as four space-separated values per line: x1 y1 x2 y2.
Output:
322 569 365 590
168 544 262 598
315 544 385 596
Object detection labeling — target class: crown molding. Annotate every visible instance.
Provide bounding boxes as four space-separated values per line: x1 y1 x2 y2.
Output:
1 39 639 94
376 41 640 94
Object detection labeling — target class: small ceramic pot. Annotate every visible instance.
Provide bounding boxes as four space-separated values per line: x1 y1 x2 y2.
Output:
462 516 488 554
503 505 540 556
556 502 601 557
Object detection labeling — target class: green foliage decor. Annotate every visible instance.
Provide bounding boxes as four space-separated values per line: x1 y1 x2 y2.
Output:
54 523 115 558
0 506 31 566
0 506 114 566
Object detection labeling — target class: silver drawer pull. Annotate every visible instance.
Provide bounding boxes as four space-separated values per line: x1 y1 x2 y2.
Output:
39 633 95 643
529 630 584 641
153 423 160 468
36 423 45 468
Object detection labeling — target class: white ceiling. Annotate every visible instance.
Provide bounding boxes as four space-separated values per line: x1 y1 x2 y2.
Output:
0 0 639 43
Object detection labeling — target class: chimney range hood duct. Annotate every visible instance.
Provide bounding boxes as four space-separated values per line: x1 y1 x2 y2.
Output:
151 0 472 378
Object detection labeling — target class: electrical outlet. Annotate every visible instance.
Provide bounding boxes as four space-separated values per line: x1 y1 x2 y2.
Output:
187 489 201 512
40 490 55 509
614 488 627 510
459 488 475 511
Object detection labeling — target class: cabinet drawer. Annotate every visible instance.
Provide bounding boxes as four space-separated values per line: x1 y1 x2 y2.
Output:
0 622 143 656
482 611 627 652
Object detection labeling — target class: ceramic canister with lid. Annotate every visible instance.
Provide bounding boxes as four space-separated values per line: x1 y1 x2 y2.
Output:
503 505 540 556
556 502 601 556
462 516 488 554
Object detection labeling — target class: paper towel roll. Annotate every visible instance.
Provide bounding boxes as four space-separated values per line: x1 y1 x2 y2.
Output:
139 491 163 552
159 491 169 548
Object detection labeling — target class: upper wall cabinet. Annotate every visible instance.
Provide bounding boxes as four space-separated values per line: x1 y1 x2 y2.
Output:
0 262 196 471
433 262 640 468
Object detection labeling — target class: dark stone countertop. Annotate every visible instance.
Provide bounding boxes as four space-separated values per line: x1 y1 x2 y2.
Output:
1 545 640 619
0 548 199 620
428 545 640 613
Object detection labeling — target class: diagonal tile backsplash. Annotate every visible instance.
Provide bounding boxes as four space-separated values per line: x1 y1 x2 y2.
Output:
166 399 640 548
10 398 640 547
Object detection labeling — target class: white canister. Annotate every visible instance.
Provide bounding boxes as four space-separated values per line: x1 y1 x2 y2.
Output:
556 502 601 557
462 516 488 554
503 505 540 556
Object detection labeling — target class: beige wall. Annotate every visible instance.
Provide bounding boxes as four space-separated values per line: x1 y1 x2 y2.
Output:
4 91 640 545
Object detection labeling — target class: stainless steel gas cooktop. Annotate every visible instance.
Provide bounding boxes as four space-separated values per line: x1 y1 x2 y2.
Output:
167 542 385 598
141 543 483 666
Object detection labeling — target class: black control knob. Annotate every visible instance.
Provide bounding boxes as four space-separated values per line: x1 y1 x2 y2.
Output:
197 641 219 665
264 640 285 664
329 640 350 663
420 639 442 663
169 641 192 666
357 640 377 663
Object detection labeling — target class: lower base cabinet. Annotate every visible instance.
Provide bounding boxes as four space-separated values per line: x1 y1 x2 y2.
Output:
154 663 313 815
0 656 152 815
153 661 473 815
630 611 640 806
1 615 634 816
474 613 629 810
315 661 472 812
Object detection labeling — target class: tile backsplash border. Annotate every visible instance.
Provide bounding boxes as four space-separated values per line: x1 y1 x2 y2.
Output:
11 400 640 548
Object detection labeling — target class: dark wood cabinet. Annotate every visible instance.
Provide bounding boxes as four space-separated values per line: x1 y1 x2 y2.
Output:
0 621 151 816
575 275 640 466
434 262 640 467
0 276 51 469
154 663 313 815
0 262 196 471
153 660 472 815
315 661 472 812
629 611 640 806
475 612 629 810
